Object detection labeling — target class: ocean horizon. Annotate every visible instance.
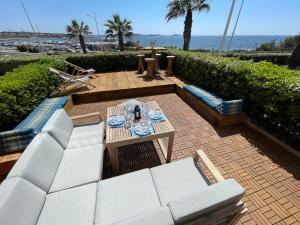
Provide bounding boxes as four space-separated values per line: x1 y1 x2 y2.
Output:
130 35 287 51
1 34 288 51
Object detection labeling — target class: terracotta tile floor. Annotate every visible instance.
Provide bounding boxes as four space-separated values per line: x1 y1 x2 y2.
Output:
68 93 300 225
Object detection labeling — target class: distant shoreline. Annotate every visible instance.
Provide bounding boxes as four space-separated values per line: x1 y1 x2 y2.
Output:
0 31 291 39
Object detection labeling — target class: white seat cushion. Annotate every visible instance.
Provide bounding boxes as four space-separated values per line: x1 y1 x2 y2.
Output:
95 169 161 225
168 179 245 224
49 144 104 193
150 158 209 205
37 183 97 225
42 109 73 149
67 122 105 149
0 177 46 225
110 207 174 225
7 133 64 192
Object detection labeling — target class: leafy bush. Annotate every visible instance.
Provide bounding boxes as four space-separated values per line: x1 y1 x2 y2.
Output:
0 55 43 76
171 50 300 148
0 60 63 131
256 34 300 51
225 52 291 65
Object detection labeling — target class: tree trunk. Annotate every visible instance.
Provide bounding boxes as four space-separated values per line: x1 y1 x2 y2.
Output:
183 9 193 51
118 31 124 51
79 34 87 54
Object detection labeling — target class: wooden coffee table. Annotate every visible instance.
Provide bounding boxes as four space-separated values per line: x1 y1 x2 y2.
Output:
106 101 175 174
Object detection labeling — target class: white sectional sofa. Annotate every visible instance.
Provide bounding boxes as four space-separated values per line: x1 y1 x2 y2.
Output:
0 109 246 225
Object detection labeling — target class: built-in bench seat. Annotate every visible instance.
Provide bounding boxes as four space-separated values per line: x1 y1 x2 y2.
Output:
0 108 246 225
183 85 243 116
180 85 245 126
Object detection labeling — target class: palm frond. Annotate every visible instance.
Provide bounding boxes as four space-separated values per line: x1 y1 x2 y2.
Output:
192 0 210 12
166 0 187 22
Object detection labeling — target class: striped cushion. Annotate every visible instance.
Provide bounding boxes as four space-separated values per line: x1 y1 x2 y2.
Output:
0 128 36 154
217 100 243 116
0 97 68 154
15 97 68 132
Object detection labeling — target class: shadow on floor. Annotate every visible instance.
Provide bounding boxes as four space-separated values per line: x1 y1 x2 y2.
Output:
102 141 162 179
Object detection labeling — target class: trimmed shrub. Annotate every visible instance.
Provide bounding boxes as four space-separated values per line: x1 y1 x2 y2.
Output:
0 55 43 75
171 50 300 148
225 52 291 65
0 60 63 131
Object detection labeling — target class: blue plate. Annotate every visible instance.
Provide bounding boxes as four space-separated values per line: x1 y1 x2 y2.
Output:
148 110 163 120
108 115 126 127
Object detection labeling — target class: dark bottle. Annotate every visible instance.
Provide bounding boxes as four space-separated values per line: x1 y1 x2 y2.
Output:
134 105 141 120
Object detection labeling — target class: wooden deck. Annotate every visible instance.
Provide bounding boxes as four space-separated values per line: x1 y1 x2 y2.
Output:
63 70 175 94
68 93 300 225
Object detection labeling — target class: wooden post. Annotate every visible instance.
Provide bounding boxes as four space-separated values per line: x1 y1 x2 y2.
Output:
155 53 162 73
136 54 145 74
166 55 175 75
145 58 155 77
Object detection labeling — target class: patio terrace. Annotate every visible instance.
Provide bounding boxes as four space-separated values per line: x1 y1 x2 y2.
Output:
66 71 300 225
1 70 299 225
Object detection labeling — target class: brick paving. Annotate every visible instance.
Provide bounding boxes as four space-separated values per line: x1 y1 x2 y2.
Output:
68 93 300 225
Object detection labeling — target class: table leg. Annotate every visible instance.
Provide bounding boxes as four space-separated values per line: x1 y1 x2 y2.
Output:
108 145 119 174
167 132 175 163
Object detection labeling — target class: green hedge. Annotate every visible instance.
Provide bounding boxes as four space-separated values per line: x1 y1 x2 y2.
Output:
225 52 291 65
171 50 300 148
0 55 44 75
0 60 62 131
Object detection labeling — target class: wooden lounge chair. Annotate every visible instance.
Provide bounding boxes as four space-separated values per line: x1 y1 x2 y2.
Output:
49 67 95 89
64 60 98 78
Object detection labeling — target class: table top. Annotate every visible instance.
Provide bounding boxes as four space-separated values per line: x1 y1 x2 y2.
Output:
106 101 174 146
141 47 167 50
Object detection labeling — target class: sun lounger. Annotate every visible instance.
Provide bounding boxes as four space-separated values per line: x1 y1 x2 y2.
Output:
49 67 96 89
64 60 98 78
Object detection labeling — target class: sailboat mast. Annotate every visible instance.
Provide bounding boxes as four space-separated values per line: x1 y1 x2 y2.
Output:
20 0 41 50
219 0 236 53
227 0 245 51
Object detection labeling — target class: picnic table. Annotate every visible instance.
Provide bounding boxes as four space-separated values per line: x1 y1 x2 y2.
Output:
141 47 167 58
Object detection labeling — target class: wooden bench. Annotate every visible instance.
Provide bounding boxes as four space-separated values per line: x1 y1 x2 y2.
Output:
176 86 245 127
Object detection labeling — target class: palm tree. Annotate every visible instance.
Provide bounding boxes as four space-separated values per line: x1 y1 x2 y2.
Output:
105 14 133 51
166 0 210 51
66 19 90 54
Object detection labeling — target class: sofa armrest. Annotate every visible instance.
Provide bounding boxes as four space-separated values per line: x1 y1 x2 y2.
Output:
168 179 245 224
70 112 102 120
193 149 224 182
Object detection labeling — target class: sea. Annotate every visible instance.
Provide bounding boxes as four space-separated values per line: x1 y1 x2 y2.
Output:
1 35 287 51
131 35 287 51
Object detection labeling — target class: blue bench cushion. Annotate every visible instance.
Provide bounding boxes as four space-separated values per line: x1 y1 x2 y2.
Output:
183 85 243 116
0 97 68 154
183 85 223 109
14 97 68 132
0 128 36 154
216 100 243 116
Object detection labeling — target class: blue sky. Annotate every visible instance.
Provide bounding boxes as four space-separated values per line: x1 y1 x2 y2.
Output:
0 0 299 35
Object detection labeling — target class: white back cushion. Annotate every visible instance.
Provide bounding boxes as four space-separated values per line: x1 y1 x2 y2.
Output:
7 133 64 192
0 177 46 225
42 109 73 149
